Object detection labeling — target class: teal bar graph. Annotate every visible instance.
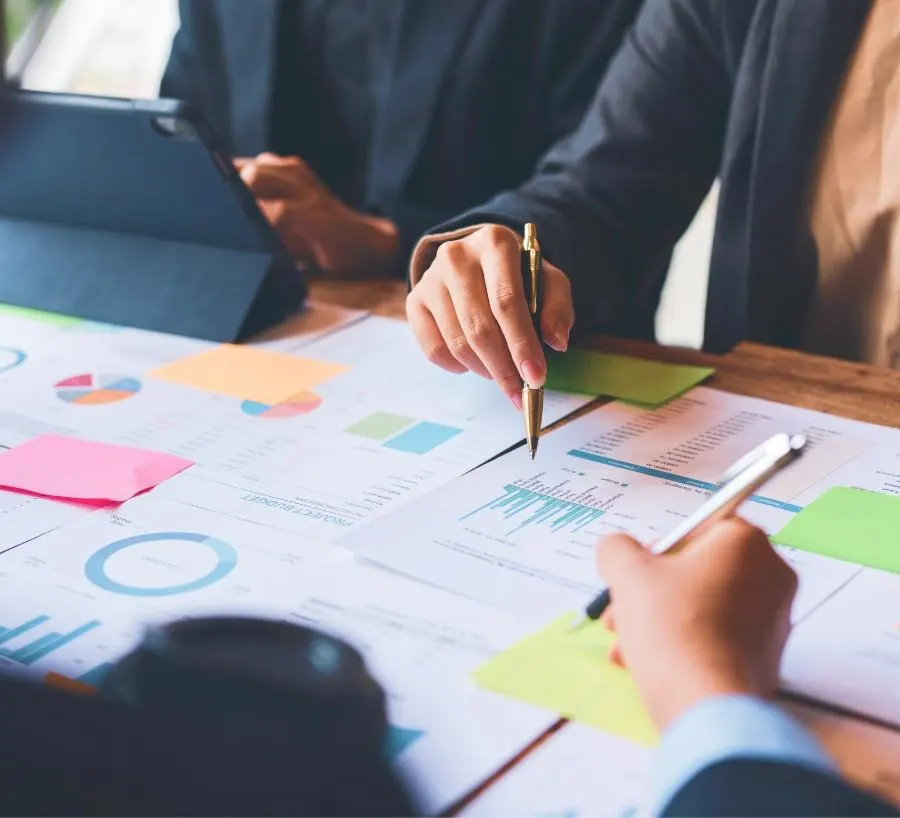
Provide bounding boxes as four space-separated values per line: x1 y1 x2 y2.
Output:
0 615 51 646
462 484 606 536
0 616 101 666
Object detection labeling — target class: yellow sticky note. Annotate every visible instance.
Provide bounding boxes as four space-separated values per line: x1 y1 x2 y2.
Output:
150 345 349 404
473 613 657 746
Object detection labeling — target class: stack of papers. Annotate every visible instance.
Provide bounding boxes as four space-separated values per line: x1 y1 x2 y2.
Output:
2 301 900 813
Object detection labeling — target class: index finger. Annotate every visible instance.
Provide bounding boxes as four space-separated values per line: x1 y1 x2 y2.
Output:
479 229 547 388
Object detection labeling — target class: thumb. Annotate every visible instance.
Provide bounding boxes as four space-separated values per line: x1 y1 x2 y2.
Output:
540 264 575 353
595 533 651 593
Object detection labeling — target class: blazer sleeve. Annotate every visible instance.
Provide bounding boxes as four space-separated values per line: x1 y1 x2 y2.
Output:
426 0 751 336
662 757 899 817
392 0 644 279
159 0 232 150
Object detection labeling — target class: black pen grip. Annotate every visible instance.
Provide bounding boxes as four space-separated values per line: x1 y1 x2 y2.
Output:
585 588 611 621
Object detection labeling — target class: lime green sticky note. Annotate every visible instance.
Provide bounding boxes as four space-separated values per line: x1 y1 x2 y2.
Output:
774 487 900 573
473 613 657 746
545 349 713 406
0 303 82 328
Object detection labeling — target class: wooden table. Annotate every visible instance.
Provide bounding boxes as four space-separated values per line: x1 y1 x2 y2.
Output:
311 278 900 428
310 279 900 813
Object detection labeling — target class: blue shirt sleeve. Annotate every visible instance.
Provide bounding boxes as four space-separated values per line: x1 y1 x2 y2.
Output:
647 695 837 816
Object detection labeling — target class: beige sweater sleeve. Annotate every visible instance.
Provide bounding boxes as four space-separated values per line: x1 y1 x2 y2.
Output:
408 225 487 286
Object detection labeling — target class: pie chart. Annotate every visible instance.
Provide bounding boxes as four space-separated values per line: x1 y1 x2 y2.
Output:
55 373 142 405
241 391 322 418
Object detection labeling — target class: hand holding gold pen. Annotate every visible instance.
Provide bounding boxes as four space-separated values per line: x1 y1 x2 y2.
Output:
570 432 807 631
522 223 544 459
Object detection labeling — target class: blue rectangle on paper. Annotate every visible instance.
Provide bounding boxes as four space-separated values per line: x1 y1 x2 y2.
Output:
384 422 463 454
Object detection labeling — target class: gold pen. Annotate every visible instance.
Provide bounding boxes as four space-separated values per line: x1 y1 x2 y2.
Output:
522 223 544 459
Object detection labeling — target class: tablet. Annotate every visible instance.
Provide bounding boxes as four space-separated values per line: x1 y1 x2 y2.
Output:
0 91 305 341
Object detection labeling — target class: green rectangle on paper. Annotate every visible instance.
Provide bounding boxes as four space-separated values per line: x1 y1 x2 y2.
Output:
0 303 82 328
545 349 714 405
345 411 416 441
774 487 900 574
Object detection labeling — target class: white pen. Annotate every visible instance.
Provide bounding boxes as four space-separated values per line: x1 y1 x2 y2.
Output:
569 432 807 632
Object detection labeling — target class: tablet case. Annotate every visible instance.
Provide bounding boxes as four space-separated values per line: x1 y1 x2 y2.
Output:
0 91 305 341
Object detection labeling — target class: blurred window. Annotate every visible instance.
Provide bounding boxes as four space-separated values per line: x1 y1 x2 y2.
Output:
4 0 60 85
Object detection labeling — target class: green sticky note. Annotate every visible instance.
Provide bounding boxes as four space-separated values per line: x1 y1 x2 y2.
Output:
774 487 900 573
0 303 82 328
545 349 714 405
472 613 657 746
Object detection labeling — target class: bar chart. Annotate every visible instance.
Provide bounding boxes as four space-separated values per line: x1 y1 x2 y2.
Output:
0 614 101 666
461 476 612 536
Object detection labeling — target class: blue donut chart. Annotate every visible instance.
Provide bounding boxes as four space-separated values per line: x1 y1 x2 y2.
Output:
84 532 238 597
0 347 26 374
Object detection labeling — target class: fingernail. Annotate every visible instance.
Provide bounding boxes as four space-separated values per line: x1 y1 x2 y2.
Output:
509 392 523 411
520 359 545 388
550 323 570 352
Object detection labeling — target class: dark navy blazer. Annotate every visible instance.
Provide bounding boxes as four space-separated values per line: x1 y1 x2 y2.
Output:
437 0 875 352
664 756 897 817
160 0 643 268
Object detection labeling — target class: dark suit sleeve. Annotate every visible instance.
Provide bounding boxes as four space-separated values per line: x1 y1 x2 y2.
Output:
663 757 899 817
539 0 645 147
159 0 232 151
392 0 644 278
429 0 748 337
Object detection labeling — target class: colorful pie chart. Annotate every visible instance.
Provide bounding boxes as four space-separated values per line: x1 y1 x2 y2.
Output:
241 391 322 418
55 373 142 405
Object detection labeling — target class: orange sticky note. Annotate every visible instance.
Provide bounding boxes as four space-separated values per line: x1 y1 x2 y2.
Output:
149 344 348 404
0 435 193 503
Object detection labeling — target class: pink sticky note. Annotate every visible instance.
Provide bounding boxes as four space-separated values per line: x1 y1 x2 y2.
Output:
0 435 193 503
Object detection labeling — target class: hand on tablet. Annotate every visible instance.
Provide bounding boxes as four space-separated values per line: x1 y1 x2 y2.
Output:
236 153 399 277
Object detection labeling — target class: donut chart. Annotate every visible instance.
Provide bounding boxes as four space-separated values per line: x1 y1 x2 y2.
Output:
0 347 26 374
84 532 237 597
241 391 323 418
55 373 142 405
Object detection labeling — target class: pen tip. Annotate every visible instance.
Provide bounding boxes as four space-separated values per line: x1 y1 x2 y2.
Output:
531 450 536 460
568 617 588 633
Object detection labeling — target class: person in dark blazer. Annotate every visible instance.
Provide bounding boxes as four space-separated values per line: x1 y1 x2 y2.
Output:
407 0 900 406
160 0 643 279
596 518 898 817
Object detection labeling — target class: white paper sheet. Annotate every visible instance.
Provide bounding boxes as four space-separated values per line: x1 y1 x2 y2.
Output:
783 568 900 728
461 723 651 818
462 703 900 818
0 490 554 814
341 388 900 621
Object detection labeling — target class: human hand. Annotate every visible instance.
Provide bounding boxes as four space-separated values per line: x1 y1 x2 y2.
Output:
407 225 574 408
236 153 399 277
595 518 797 731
